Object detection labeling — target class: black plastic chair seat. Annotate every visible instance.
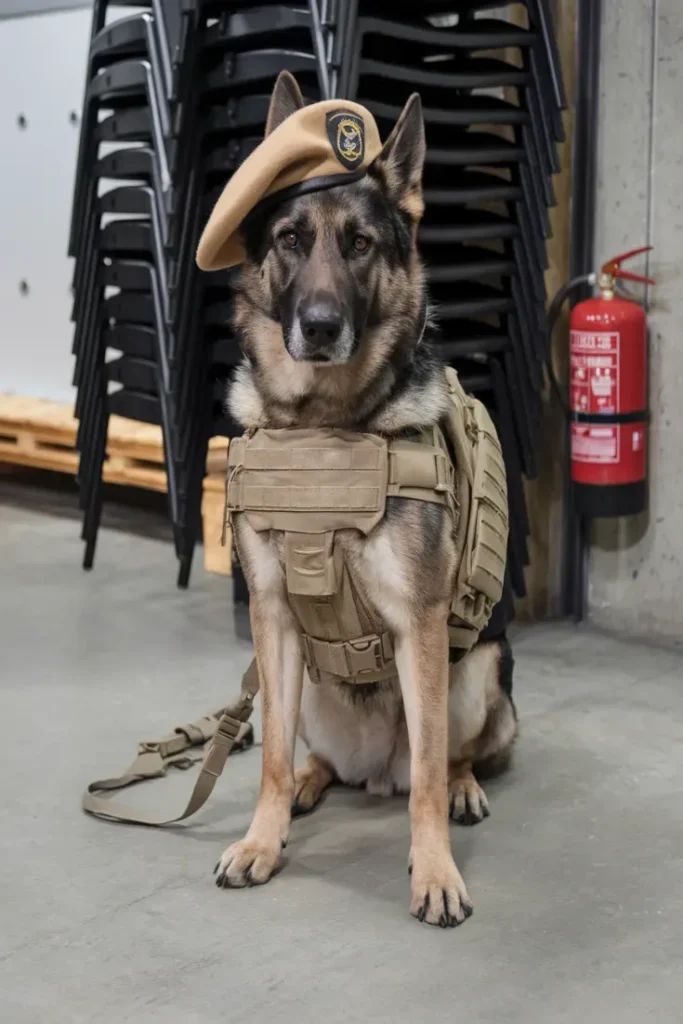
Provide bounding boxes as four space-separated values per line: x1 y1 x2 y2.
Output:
107 355 159 394
362 0 543 15
203 137 261 174
108 387 161 425
90 14 151 68
420 209 519 246
91 59 161 105
100 258 156 292
99 220 153 255
96 107 151 141
425 133 526 167
104 290 156 326
435 320 511 358
100 182 165 223
202 96 272 135
423 176 523 206
427 248 517 282
356 15 538 56
96 147 158 181
364 93 529 129
190 0 305 15
201 50 318 96
420 223 519 248
202 6 312 53
104 322 156 360
358 55 531 93
432 281 514 320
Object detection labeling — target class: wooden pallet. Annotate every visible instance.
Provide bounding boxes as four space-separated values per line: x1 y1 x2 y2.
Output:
0 396 80 475
203 446 232 576
0 394 231 575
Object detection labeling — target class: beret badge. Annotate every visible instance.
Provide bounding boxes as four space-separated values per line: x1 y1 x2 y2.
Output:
326 111 365 170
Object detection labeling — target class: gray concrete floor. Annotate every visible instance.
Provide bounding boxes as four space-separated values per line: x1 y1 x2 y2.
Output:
1 498 683 1024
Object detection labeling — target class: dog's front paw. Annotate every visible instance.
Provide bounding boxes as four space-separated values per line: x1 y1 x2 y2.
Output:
214 837 283 889
448 766 490 826
409 852 473 928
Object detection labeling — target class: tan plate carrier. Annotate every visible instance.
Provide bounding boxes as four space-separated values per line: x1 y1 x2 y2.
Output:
83 368 508 826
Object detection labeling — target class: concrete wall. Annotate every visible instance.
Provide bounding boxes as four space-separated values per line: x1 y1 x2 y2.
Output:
589 0 683 643
0 1 88 16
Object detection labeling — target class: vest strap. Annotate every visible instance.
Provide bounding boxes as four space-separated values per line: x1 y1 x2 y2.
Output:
302 631 395 683
81 661 259 825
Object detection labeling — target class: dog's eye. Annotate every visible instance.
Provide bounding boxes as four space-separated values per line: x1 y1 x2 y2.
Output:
280 230 298 249
353 235 370 253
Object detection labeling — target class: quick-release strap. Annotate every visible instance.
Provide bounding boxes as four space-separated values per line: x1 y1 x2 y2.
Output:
82 661 260 826
302 630 395 682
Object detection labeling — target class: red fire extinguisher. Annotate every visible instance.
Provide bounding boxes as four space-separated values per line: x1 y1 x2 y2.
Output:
568 246 654 517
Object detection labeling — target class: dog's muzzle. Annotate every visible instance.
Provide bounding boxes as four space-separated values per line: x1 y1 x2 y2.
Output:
286 298 356 364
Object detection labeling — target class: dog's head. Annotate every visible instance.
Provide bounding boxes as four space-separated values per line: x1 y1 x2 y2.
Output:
235 75 427 380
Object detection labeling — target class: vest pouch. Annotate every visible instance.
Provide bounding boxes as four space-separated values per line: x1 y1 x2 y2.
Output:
284 532 340 597
463 402 508 607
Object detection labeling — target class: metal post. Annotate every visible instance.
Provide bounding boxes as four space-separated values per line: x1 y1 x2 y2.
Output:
562 0 602 620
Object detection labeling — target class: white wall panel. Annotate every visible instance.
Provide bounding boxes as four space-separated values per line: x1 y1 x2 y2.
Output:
0 2 89 18
0 7 90 401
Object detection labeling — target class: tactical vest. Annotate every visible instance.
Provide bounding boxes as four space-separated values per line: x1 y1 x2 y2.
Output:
225 368 509 685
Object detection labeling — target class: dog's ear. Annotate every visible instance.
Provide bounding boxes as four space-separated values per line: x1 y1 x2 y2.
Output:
265 71 305 136
372 93 426 222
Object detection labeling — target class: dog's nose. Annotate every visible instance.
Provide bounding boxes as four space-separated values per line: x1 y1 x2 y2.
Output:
299 304 343 346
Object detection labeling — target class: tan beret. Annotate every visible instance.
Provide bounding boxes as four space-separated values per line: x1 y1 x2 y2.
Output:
196 98 383 271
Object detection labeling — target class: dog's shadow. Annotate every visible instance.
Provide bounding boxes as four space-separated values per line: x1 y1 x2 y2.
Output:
160 773 518 909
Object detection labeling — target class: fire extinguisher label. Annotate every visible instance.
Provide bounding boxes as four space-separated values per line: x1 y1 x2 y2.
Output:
570 331 620 415
570 331 620 465
570 423 619 464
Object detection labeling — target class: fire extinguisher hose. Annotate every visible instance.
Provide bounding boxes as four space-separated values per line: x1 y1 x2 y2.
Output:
546 273 597 410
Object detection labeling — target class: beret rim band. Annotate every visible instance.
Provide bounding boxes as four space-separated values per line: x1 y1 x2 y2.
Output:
243 165 371 227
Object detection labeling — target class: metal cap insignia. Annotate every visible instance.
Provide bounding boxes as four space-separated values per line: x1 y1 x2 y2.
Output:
326 110 365 170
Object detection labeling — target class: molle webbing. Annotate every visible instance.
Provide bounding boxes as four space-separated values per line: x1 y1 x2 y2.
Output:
444 367 508 648
225 428 453 536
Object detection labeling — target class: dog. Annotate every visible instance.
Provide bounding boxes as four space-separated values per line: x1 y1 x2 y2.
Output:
214 73 518 927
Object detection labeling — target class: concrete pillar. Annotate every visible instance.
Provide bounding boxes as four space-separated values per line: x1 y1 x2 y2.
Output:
589 1 683 644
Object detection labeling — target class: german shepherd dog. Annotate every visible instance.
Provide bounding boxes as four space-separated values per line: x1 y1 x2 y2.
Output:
215 73 518 927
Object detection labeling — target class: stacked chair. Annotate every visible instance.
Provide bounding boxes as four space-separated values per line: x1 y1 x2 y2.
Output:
69 0 566 625
69 0 183 575
338 0 566 619
69 0 340 585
